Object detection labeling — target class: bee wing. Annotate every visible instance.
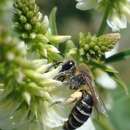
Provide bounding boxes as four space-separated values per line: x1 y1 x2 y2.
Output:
78 63 108 115
78 64 108 115
97 94 108 116
78 63 93 77
81 71 108 116
88 82 108 116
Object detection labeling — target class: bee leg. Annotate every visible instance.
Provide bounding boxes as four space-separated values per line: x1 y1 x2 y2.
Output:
49 61 63 69
55 71 73 82
50 100 65 107
41 61 62 74
65 90 83 104
54 71 67 80
50 90 83 107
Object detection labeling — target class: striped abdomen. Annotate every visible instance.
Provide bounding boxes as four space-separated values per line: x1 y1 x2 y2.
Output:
63 93 93 130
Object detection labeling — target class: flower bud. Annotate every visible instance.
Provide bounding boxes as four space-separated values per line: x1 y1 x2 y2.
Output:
49 35 71 44
20 15 27 23
14 0 49 41
79 32 120 61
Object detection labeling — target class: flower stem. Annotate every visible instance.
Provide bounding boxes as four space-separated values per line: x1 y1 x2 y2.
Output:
97 2 110 36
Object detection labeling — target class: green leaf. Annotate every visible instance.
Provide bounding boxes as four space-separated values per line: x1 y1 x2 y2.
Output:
94 113 115 130
87 60 118 74
49 7 58 35
108 86 130 130
105 49 130 63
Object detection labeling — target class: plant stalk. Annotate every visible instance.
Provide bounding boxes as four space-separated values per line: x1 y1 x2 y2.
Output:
97 2 110 36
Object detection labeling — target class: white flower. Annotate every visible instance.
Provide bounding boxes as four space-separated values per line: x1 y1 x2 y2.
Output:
95 69 117 90
105 43 119 58
77 118 95 130
75 0 130 31
107 12 128 31
76 0 98 10
43 15 49 31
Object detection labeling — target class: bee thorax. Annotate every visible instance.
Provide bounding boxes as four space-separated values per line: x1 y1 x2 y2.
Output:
69 74 86 89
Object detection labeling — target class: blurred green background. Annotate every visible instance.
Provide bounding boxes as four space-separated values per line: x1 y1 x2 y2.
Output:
0 0 130 130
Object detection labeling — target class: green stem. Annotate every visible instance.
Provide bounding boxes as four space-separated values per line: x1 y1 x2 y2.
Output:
97 2 110 36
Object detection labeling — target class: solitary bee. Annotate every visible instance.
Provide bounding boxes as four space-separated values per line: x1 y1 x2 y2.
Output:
54 60 107 130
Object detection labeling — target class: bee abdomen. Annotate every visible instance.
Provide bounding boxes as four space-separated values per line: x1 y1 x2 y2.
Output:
63 94 93 130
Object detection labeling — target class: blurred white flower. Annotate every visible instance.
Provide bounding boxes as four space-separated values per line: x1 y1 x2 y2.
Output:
107 15 127 31
75 0 130 31
95 69 117 90
77 118 95 130
76 0 98 10
43 15 49 31
105 43 119 58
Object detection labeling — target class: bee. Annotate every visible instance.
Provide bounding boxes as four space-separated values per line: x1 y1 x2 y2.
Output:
54 60 107 130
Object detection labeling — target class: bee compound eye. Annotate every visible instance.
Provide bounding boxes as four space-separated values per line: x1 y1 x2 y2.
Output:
61 60 75 72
